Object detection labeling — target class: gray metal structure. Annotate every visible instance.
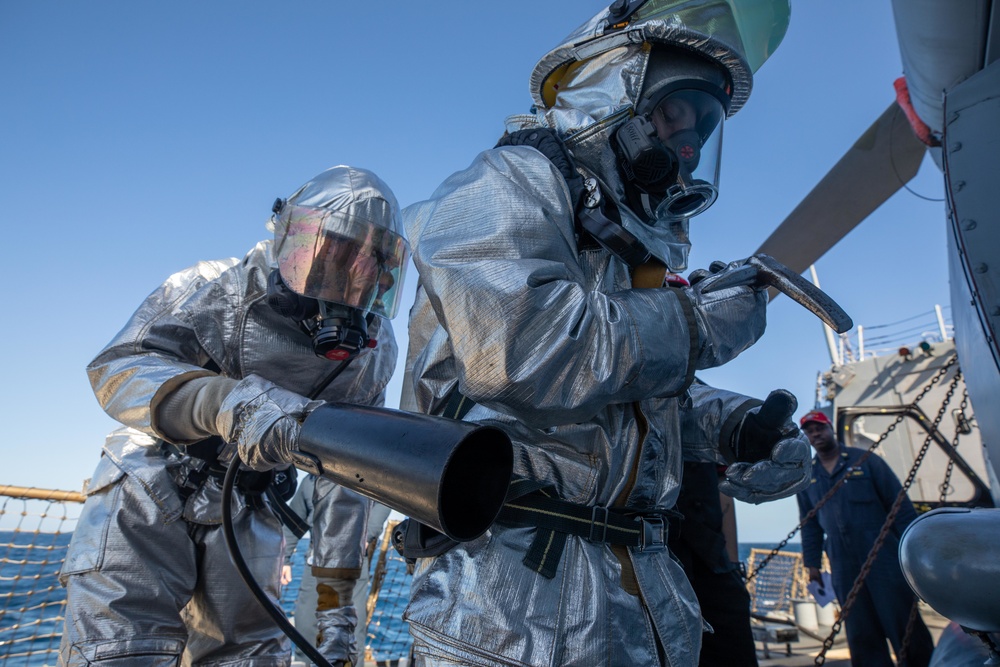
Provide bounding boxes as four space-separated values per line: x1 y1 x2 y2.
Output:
754 0 1000 659
820 339 991 510
942 59 1000 506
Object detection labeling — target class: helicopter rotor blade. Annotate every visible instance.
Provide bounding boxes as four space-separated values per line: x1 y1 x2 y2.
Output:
755 100 927 280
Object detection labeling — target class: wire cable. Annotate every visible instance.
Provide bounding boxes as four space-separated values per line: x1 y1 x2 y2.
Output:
222 358 356 667
889 104 945 203
864 324 941 344
862 309 937 330
223 456 334 667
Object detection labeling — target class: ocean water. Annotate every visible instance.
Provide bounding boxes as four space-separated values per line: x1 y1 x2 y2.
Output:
0 531 73 666
0 531 799 665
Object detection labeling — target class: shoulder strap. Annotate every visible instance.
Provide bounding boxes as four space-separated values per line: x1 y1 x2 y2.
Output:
266 484 311 539
441 386 476 420
497 127 654 268
495 128 585 210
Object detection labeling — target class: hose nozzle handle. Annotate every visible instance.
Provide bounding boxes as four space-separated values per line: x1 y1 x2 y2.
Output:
699 253 853 334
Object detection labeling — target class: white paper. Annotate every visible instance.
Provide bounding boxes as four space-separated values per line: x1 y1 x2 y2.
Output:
808 572 836 607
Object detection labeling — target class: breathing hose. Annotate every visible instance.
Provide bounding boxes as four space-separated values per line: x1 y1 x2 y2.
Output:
221 358 352 667
222 461 335 667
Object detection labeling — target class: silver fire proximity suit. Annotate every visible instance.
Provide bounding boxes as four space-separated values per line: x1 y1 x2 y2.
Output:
310 478 372 661
400 1 803 666
59 167 403 666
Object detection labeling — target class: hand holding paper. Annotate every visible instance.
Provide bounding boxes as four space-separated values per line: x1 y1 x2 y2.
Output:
807 571 836 607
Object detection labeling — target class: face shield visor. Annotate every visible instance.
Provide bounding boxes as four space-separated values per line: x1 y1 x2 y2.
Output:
648 88 724 221
612 45 731 223
273 204 409 319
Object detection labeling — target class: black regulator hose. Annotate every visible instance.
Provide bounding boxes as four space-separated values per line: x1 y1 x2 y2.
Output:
222 461 335 667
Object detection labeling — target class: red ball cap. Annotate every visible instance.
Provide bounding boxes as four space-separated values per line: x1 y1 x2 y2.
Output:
800 410 832 427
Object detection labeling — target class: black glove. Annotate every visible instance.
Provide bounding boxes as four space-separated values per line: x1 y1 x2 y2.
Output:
687 260 730 286
735 389 797 463
496 128 584 209
720 389 811 504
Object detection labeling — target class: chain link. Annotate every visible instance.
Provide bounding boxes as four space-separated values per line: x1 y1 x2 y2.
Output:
939 388 969 503
895 597 921 666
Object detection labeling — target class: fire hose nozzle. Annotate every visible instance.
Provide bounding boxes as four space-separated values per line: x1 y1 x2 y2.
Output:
296 403 514 542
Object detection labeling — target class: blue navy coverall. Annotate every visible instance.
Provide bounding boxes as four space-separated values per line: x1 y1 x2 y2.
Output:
796 445 934 667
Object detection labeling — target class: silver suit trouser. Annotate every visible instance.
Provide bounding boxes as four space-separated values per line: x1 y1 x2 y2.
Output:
58 454 289 666
292 565 319 661
310 477 370 664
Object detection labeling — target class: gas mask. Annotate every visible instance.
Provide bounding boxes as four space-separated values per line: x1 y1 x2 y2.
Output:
266 169 409 362
266 266 377 361
614 47 730 222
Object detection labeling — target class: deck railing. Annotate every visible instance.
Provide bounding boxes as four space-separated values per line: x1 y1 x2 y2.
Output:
0 485 84 666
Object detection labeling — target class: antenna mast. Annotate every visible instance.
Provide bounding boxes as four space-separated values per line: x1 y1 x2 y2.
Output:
810 265 842 366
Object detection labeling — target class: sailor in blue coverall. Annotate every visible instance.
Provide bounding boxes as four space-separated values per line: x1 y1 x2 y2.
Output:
795 410 934 667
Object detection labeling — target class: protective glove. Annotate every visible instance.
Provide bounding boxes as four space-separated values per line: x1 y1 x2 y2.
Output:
718 389 811 504
215 374 324 471
684 259 768 370
496 127 584 209
733 389 797 463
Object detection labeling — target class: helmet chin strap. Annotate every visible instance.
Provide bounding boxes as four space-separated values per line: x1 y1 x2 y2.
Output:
640 192 656 219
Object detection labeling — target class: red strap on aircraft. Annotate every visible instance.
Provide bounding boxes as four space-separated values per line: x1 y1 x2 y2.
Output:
893 77 941 147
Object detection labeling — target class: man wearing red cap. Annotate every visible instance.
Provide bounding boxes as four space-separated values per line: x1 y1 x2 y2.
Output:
796 410 934 667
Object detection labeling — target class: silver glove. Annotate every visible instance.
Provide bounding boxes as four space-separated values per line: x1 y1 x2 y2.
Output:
718 428 811 504
684 259 768 370
215 374 324 471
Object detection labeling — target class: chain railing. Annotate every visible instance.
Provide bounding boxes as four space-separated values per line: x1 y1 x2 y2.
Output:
746 356 958 585
939 388 970 503
812 364 962 665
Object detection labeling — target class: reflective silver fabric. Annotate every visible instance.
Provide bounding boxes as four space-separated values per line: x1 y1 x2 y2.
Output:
312 479 371 571
513 0 787 269
87 242 395 436
400 5 784 664
508 58 691 273
64 239 397 664
315 605 359 664
530 0 792 120
531 12 751 118
59 429 288 666
402 145 766 667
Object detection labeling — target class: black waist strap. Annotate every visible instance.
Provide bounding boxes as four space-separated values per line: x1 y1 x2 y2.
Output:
495 482 674 579
157 439 304 532
435 390 675 579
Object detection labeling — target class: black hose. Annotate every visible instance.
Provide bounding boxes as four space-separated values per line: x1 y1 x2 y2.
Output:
222 461 334 667
307 359 350 399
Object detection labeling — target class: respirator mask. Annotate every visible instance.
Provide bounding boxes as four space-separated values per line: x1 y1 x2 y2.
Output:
267 198 408 362
613 47 730 222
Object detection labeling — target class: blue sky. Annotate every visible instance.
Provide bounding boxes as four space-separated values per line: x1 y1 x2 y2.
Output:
0 1 948 541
